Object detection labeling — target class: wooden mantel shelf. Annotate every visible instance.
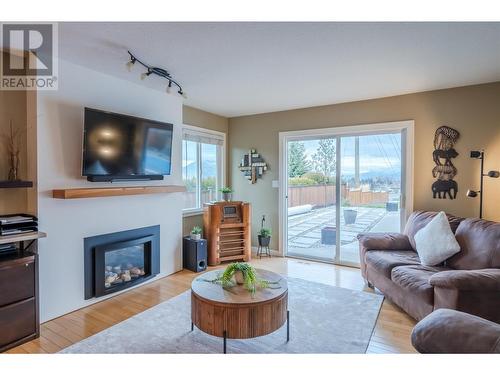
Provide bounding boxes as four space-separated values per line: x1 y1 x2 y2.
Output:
52 185 186 199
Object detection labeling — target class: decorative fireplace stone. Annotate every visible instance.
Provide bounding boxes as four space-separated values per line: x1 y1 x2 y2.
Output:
84 226 160 299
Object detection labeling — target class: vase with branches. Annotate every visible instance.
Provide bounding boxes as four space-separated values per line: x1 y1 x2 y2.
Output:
2 121 23 181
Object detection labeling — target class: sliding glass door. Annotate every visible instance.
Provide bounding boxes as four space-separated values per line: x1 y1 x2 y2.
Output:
338 133 402 265
286 137 338 261
282 122 411 267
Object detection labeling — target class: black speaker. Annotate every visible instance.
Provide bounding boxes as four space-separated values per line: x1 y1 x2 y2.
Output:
183 236 207 272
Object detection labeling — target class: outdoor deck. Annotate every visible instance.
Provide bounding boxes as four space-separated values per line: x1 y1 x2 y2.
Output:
287 206 400 263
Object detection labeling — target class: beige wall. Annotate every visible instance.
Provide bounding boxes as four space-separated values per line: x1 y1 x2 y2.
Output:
182 105 229 235
228 82 500 250
183 105 229 134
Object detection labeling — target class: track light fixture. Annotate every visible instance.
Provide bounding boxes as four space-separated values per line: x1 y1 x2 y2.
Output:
126 51 185 98
466 150 499 218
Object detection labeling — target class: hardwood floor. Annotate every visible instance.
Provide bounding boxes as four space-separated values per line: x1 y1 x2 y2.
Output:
6 257 417 354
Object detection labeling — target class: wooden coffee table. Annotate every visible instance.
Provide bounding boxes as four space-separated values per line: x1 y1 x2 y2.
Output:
191 269 289 353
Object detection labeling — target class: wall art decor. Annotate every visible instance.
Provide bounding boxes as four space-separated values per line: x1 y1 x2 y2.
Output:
431 126 460 199
239 148 268 184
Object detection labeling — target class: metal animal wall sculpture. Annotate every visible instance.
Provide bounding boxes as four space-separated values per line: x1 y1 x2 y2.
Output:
239 148 268 184
432 126 460 199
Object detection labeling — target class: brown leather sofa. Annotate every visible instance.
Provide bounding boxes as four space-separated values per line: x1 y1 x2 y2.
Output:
358 210 500 322
411 309 500 353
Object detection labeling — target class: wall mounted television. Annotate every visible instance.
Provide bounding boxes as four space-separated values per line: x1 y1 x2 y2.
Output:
82 108 173 182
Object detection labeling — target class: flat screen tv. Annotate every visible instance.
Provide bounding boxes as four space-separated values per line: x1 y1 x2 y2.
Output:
82 108 173 182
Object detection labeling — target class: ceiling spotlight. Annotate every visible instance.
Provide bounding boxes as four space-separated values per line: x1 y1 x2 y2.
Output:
126 56 136 71
127 50 184 97
140 69 152 80
178 90 187 99
466 189 478 198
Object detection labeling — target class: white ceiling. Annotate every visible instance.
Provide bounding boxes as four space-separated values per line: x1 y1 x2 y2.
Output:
59 22 500 117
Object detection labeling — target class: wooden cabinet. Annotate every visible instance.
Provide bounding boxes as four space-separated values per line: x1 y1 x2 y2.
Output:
203 201 251 266
0 253 39 352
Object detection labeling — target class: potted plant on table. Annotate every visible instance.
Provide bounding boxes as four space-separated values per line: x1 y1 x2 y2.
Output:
258 228 272 247
190 226 202 240
220 187 233 201
204 262 281 294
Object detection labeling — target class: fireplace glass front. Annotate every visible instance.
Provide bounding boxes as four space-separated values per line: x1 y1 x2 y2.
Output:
94 235 153 297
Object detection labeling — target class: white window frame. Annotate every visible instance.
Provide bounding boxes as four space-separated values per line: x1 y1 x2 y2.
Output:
279 120 414 259
182 124 226 217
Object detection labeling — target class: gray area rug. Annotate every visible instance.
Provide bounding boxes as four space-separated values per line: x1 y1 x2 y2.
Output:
61 278 383 354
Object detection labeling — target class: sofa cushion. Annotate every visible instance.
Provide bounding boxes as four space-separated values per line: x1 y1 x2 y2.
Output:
404 211 464 251
365 250 420 279
391 265 450 305
414 211 461 266
447 218 500 270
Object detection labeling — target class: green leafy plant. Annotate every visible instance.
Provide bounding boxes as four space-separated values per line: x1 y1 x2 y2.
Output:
219 187 233 193
341 198 351 207
191 226 202 235
204 262 281 294
259 228 271 237
288 176 316 186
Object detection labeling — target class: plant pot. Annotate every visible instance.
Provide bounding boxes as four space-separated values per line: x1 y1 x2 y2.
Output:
190 233 201 241
233 270 244 285
222 192 232 201
321 226 336 245
258 235 271 247
343 209 358 225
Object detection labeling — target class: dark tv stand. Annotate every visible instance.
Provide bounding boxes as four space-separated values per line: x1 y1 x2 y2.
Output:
86 175 164 183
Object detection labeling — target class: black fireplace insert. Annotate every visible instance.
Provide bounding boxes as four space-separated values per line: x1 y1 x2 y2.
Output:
84 226 160 299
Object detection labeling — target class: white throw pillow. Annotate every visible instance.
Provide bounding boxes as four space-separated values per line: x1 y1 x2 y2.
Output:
413 211 461 266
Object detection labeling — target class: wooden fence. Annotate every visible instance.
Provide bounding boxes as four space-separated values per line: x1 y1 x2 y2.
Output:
288 184 388 208
182 185 389 209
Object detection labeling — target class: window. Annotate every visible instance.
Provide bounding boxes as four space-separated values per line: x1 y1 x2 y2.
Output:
182 126 225 213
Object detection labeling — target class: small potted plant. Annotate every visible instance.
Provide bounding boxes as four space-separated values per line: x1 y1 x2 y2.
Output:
258 228 271 247
190 226 202 240
220 187 233 201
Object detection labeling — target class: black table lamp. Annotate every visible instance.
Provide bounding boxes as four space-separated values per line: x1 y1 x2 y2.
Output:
466 150 499 218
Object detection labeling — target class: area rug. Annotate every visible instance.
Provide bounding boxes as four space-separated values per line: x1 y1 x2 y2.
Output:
61 278 383 354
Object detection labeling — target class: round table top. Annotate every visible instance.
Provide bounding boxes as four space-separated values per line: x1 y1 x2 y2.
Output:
191 268 287 305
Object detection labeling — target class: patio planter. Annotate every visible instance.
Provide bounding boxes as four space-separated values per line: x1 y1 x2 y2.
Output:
321 226 336 245
343 209 358 225
386 202 398 212
258 235 271 247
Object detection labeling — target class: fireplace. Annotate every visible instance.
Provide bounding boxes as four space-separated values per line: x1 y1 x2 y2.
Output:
84 226 160 299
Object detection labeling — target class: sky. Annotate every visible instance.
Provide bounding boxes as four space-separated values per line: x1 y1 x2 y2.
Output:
299 133 402 176
182 133 402 179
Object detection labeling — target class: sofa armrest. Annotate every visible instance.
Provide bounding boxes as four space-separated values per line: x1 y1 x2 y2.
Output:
357 233 412 252
411 309 500 353
429 269 500 291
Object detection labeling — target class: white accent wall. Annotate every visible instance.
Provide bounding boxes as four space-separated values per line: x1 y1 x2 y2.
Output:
37 59 184 322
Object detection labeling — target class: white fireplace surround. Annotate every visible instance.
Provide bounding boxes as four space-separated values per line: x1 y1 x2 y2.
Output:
36 59 184 322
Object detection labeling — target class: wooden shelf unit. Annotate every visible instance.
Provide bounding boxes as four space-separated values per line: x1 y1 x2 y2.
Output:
0 231 45 352
203 201 251 265
52 185 186 199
